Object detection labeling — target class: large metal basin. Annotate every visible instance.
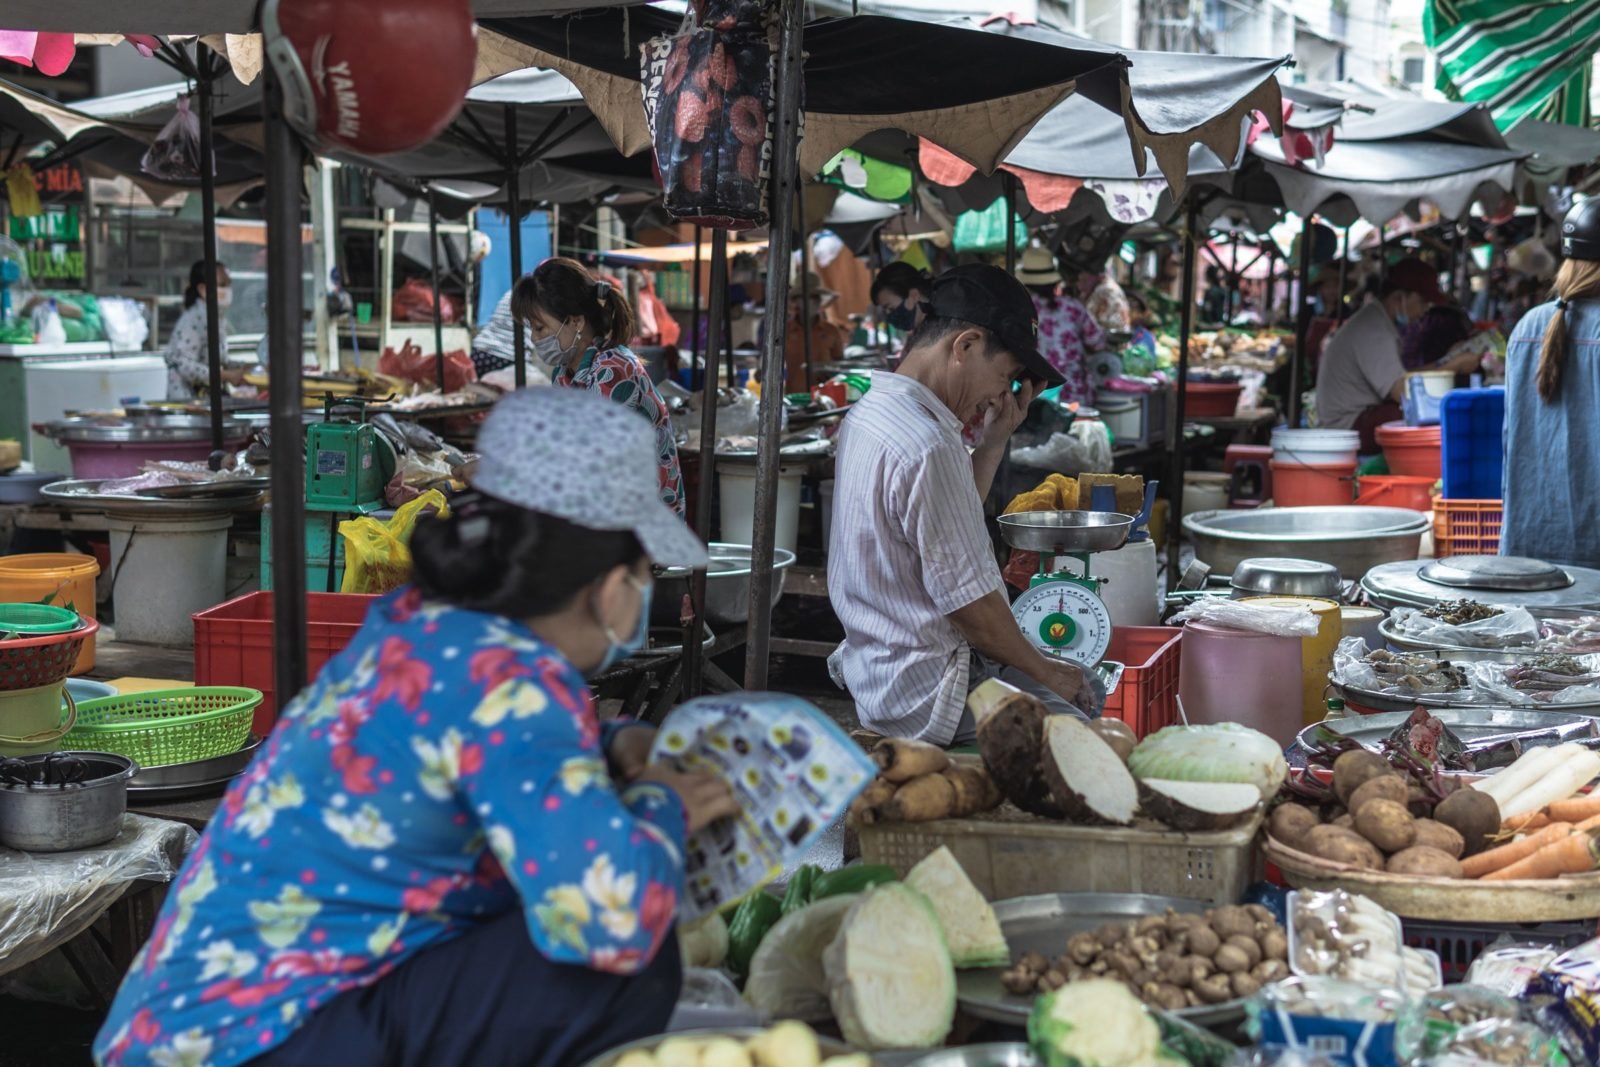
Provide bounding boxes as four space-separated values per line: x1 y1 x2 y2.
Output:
1183 506 1430 579
652 543 796 626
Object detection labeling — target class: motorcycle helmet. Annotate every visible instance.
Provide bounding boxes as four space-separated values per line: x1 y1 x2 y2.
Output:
1561 197 1600 261
262 0 477 156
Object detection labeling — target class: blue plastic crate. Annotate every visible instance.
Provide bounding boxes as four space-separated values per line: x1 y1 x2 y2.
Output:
1440 387 1505 500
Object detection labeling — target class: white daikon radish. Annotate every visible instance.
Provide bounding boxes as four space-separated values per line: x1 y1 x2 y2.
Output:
1499 747 1600 820
1473 744 1568 804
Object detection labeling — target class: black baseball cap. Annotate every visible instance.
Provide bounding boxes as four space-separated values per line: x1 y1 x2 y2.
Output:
926 264 1061 387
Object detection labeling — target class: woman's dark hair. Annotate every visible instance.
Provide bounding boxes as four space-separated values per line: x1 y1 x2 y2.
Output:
871 261 933 303
511 257 636 347
1026 283 1060 309
1537 259 1600 403
411 494 644 617
183 260 227 309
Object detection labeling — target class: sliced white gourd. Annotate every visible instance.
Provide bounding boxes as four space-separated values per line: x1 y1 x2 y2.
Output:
904 846 1008 968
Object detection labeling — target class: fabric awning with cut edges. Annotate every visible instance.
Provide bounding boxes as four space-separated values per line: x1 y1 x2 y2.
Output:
1251 137 1525 225
1280 85 1350 131
479 11 1131 179
1505 119 1600 170
1425 0 1600 131
598 241 769 266
974 19 1286 199
1331 93 1507 148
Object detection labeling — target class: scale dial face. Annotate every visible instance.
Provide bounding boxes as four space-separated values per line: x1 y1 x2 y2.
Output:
1011 580 1113 666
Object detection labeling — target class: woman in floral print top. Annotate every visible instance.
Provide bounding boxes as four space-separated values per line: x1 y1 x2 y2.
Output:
514 258 685 516
95 388 730 1067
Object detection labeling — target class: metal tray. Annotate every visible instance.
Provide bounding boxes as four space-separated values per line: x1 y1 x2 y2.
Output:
137 478 272 501
41 479 265 516
582 1028 858 1067
127 735 263 798
1297 708 1600 753
1332 679 1600 716
1378 609 1600 663
997 511 1134 554
955 893 1248 1030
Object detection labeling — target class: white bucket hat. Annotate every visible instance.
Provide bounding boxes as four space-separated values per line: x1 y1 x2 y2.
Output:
473 387 708 568
1016 247 1062 286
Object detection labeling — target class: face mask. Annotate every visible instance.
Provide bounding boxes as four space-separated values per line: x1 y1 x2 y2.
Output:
533 320 579 370
886 304 917 331
215 287 234 309
1394 312 1410 329
592 574 652 676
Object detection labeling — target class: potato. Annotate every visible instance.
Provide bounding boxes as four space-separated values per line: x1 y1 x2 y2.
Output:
1411 818 1466 859
655 1038 703 1067
1346 774 1410 817
1268 802 1319 846
1435 787 1501 857
1088 719 1137 763
701 1039 753 1067
1303 824 1384 870
747 1022 821 1067
1332 813 1354 830
1333 749 1394 807
616 1054 658 1067
1355 797 1418 853
1386 845 1465 879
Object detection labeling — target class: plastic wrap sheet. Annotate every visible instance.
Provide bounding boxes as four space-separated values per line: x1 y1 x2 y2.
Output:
1170 598 1323 637
1389 607 1543 650
0 814 195 977
1331 637 1477 703
1336 638 1600 707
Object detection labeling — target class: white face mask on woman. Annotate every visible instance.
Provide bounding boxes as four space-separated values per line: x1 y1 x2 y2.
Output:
215 286 234 309
533 319 580 370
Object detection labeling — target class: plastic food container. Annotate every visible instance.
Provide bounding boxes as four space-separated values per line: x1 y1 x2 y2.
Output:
1183 380 1242 418
1271 428 1360 467
1269 459 1356 508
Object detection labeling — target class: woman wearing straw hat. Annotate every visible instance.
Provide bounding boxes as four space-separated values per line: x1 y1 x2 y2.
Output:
1017 247 1106 406
95 388 735 1067
1502 199 1600 566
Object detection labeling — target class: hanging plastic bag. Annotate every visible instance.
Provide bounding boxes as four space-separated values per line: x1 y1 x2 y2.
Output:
391 277 459 324
377 339 477 394
141 95 204 181
337 490 450 595
3 165 41 218
642 9 788 229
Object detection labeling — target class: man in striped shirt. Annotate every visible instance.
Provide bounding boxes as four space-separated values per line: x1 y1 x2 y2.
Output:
828 264 1105 746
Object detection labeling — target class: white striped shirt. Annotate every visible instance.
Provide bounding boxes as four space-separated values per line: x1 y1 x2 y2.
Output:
827 371 1004 745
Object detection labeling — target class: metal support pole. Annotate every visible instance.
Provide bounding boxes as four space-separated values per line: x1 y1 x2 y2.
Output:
691 227 704 389
1003 173 1019 274
426 189 447 392
196 57 225 461
1264 250 1277 325
264 63 309 705
744 0 804 689
505 105 527 389
1456 223 1470 306
1166 200 1198 583
686 230 730 697
1378 226 1388 286
799 219 814 392
1337 225 1352 322
1290 216 1315 429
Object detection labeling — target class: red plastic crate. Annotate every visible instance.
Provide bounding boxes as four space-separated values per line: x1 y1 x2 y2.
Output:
1433 498 1502 557
1100 626 1182 738
193 592 376 735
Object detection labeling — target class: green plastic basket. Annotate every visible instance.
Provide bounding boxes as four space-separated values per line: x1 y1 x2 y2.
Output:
0 603 81 636
61 687 260 768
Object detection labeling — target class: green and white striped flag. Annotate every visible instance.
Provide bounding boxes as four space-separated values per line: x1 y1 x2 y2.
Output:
1425 1 1599 130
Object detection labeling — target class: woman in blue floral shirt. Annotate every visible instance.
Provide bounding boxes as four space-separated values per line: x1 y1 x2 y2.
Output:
514 258 686 516
95 388 732 1067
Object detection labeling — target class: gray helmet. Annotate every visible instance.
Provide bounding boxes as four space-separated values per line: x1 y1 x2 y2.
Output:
1561 198 1600 260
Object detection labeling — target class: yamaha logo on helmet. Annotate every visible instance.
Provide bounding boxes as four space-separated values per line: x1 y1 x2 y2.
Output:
263 0 476 156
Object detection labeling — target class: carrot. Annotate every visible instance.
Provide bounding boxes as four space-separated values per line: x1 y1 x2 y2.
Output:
1502 811 1551 834
1575 812 1600 833
1463 822 1574 878
1547 794 1600 824
1483 828 1600 881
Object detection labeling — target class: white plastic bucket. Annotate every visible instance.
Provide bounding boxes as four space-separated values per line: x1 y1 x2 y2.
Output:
1183 472 1231 517
717 461 804 555
1053 539 1159 627
106 512 233 646
1095 393 1142 444
1270 428 1360 467
1411 370 1454 397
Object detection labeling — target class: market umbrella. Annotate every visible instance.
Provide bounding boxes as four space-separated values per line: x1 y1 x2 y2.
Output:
479 10 1136 178
1425 0 1600 131
3 0 638 35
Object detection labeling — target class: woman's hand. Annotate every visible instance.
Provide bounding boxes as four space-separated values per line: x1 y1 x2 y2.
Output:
606 723 657 783
635 764 740 832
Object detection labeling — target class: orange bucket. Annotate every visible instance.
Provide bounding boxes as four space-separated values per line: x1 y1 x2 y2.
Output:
0 554 100 673
1355 474 1436 512
1375 421 1443 479
1269 459 1355 508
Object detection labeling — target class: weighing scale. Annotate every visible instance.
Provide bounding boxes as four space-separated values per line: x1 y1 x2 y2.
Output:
997 485 1154 667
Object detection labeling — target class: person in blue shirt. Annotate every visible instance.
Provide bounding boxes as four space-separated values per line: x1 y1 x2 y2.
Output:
95 388 735 1067
1502 199 1600 568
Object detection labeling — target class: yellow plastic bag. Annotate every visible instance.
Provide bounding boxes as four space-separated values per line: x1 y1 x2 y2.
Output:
337 490 450 595
4 166 40 219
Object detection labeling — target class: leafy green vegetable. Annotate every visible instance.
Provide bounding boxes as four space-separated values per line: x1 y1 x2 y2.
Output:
1127 723 1288 801
1028 980 1177 1067
810 864 897 902
823 883 955 1049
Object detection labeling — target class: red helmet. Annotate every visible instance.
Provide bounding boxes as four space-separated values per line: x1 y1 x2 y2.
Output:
262 0 477 156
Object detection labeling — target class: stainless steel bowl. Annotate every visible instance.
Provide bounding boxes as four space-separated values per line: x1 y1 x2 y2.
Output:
42 414 247 444
583 1029 856 1067
1230 557 1343 599
998 511 1134 554
652 543 797 627
0 751 137 852
1184 506 1430 579
905 1046 1038 1067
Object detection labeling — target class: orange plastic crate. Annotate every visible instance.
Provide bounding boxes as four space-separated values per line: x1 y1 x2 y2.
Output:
1433 499 1502 557
1100 626 1182 738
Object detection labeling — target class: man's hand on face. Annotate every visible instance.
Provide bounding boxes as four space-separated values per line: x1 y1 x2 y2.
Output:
982 378 1040 441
